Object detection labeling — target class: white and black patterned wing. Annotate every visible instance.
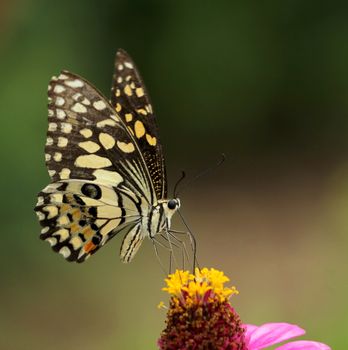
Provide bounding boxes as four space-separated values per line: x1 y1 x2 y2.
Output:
44 71 154 201
36 181 142 262
110 49 167 199
35 71 155 262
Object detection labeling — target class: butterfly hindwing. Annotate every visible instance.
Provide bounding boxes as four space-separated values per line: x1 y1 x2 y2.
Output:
110 49 167 199
35 180 142 262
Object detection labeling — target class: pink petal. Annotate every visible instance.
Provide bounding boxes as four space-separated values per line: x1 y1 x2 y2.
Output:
275 340 331 350
247 323 306 350
244 324 258 336
244 324 258 344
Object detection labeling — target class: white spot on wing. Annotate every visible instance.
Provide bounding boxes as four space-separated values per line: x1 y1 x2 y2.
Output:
96 119 117 128
46 237 57 247
50 193 63 203
53 229 69 242
55 97 65 106
37 196 44 206
93 169 123 186
72 103 87 113
41 226 49 234
78 141 100 153
59 246 71 258
54 85 66 94
93 100 107 111
56 109 66 119
59 168 71 179
117 141 135 153
72 92 83 101
48 123 57 132
135 87 144 97
36 211 45 221
43 205 58 219
99 133 115 150
75 154 112 168
80 128 93 138
70 236 83 250
65 79 84 88
57 137 68 147
61 122 73 133
81 98 91 105
124 61 133 69
53 152 62 162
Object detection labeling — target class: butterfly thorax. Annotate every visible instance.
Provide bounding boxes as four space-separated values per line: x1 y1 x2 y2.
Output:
119 198 180 263
147 198 181 238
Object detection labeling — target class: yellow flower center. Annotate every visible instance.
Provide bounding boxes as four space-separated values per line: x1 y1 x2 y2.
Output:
162 267 238 304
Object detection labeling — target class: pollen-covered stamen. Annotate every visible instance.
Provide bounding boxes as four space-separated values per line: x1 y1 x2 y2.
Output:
162 268 238 305
158 268 246 350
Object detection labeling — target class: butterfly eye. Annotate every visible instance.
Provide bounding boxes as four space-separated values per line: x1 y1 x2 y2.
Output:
167 200 177 210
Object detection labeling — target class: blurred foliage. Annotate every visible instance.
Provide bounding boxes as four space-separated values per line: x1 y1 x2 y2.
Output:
0 0 347 349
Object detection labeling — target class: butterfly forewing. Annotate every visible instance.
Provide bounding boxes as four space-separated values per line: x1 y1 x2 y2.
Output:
45 71 150 194
35 70 156 262
110 49 167 199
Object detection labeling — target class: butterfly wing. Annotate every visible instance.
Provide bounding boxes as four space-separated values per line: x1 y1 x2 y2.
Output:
35 71 155 262
110 49 167 199
35 181 143 262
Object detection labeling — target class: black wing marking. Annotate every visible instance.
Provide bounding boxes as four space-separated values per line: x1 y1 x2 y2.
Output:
110 49 167 200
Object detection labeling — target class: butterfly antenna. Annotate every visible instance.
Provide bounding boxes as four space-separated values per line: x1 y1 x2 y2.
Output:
176 153 226 197
173 171 186 198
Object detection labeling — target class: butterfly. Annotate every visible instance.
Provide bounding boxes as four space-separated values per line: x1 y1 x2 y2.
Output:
34 49 182 263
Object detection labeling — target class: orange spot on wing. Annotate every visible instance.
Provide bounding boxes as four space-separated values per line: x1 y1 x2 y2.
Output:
84 241 96 253
82 226 94 239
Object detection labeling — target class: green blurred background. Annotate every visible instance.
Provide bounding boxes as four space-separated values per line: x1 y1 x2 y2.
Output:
1 1 347 348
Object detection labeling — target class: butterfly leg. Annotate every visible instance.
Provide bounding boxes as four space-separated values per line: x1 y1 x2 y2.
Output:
151 238 169 276
158 231 189 271
166 231 190 271
162 229 180 271
169 229 199 272
152 235 182 274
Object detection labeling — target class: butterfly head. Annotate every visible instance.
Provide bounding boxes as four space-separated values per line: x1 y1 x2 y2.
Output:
161 198 181 221
167 198 180 210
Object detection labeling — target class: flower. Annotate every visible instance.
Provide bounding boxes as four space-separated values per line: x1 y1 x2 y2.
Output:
158 268 330 350
159 268 245 349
